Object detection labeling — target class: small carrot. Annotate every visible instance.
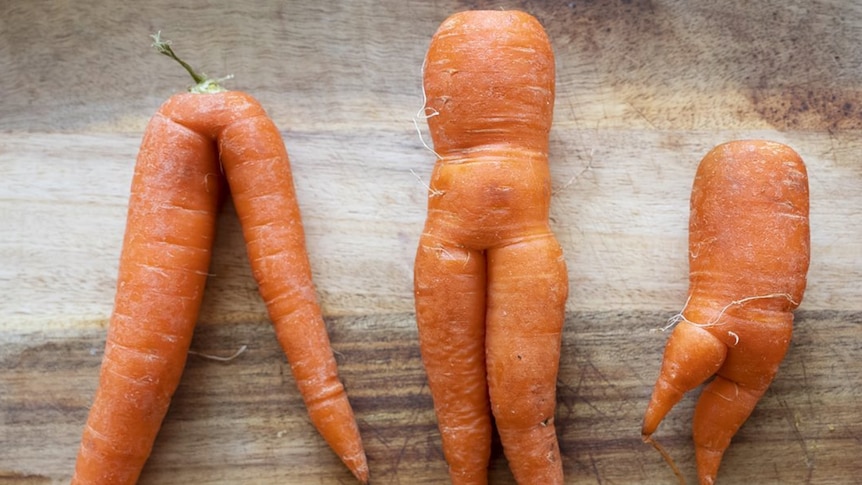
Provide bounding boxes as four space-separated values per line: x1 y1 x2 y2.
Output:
71 35 367 484
414 11 567 484
642 140 810 484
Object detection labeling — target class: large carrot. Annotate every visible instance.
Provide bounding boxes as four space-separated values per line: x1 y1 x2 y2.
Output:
71 36 367 484
642 140 810 484
414 11 567 484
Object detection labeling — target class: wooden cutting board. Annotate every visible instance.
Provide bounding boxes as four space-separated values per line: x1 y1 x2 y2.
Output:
2 1 860 483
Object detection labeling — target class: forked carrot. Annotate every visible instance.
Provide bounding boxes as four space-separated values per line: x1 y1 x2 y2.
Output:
415 11 567 484
642 140 810 484
71 35 367 484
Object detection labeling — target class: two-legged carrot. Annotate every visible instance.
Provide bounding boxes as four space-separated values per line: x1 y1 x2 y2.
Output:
415 11 568 484
642 140 810 484
71 36 367 484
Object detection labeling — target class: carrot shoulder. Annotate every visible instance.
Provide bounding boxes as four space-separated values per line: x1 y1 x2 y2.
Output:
416 10 567 484
72 38 367 484
642 140 810 484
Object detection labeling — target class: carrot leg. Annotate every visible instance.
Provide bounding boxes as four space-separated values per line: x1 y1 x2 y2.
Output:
485 234 567 485
217 115 368 482
73 115 220 485
642 322 728 437
414 233 491 485
691 317 789 485
693 375 766 485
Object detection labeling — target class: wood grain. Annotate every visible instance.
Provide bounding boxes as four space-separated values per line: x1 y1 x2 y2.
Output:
1 0 861 483
2 312 859 484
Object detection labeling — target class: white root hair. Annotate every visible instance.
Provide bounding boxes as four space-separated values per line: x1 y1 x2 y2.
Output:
661 292 798 332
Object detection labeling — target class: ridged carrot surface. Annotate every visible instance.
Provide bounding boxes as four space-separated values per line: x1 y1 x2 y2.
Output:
71 39 367 484
415 11 567 485
642 140 810 485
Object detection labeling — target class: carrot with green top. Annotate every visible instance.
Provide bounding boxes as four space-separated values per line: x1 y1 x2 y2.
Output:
642 140 810 484
415 11 567 484
71 35 367 484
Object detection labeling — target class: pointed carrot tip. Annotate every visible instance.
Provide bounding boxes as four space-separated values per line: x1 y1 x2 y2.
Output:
354 470 369 484
695 446 724 485
641 406 662 438
642 375 689 438
348 460 369 484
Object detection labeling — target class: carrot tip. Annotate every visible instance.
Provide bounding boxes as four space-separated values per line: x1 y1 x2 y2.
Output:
353 468 369 484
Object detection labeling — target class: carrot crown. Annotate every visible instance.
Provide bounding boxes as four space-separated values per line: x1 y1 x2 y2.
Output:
151 32 231 94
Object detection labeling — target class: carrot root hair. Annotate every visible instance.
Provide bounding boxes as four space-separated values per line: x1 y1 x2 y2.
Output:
412 62 443 161
187 345 248 362
661 292 800 332
643 434 686 485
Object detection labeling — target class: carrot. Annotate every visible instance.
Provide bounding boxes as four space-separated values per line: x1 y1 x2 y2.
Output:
641 140 810 484
414 11 567 484
71 35 367 484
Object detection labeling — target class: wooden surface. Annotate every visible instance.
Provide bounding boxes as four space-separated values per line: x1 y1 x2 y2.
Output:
1 1 860 484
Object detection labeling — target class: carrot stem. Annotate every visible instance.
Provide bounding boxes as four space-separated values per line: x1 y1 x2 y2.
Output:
151 32 230 94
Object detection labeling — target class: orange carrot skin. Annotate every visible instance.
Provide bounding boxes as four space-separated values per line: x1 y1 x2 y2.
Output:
416 11 566 484
73 92 367 484
415 239 491 485
72 111 222 484
642 140 810 484
204 95 368 482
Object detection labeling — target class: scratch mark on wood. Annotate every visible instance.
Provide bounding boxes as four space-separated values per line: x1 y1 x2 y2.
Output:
777 394 815 484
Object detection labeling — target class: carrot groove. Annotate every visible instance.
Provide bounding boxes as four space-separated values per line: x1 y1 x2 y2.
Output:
71 38 367 484
415 11 567 484
642 140 810 484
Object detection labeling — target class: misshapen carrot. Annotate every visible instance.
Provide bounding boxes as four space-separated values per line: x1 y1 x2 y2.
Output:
72 36 367 484
415 11 567 484
642 140 810 484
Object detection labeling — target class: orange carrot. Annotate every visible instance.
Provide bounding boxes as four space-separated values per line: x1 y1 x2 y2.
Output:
414 11 567 484
71 35 367 484
642 140 810 484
